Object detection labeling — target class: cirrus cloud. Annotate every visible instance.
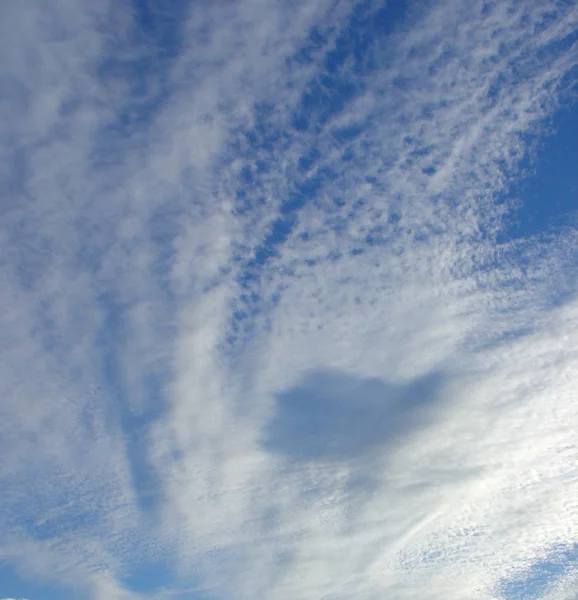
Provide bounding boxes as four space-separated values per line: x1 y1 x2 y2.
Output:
1 0 577 599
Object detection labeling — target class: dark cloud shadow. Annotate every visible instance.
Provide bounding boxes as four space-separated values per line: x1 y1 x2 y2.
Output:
261 368 446 465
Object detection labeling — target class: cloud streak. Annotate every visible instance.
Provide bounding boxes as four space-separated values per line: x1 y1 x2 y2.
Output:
1 0 577 599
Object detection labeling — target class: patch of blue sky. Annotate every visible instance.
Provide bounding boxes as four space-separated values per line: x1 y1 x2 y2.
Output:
494 15 578 238
496 542 578 600
325 0 413 74
461 43 578 321
502 95 578 242
0 554 204 600
6 219 53 294
71 5 190 509
93 0 191 163
131 0 190 59
225 0 416 346
79 3 194 343
95 290 167 516
290 0 413 134
0 562 76 600
120 557 178 598
484 88 578 320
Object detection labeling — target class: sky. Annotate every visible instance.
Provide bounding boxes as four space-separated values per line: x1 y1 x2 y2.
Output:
0 0 577 599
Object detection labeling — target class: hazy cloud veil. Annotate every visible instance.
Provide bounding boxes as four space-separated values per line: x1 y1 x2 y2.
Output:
1 1 577 599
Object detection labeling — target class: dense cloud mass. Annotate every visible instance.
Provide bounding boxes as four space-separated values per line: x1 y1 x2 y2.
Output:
1 1 577 599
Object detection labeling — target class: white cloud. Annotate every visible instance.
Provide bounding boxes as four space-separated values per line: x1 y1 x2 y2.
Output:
1 0 577 599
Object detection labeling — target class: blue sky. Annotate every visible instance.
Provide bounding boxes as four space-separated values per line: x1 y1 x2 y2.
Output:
1 1 577 599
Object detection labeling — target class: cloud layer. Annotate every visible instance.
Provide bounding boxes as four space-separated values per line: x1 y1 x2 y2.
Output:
1 1 577 599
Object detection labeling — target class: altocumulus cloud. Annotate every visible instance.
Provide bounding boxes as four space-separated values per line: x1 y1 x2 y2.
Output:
1 0 577 600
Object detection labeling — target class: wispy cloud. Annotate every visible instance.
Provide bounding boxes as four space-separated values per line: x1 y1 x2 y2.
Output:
1 0 577 599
